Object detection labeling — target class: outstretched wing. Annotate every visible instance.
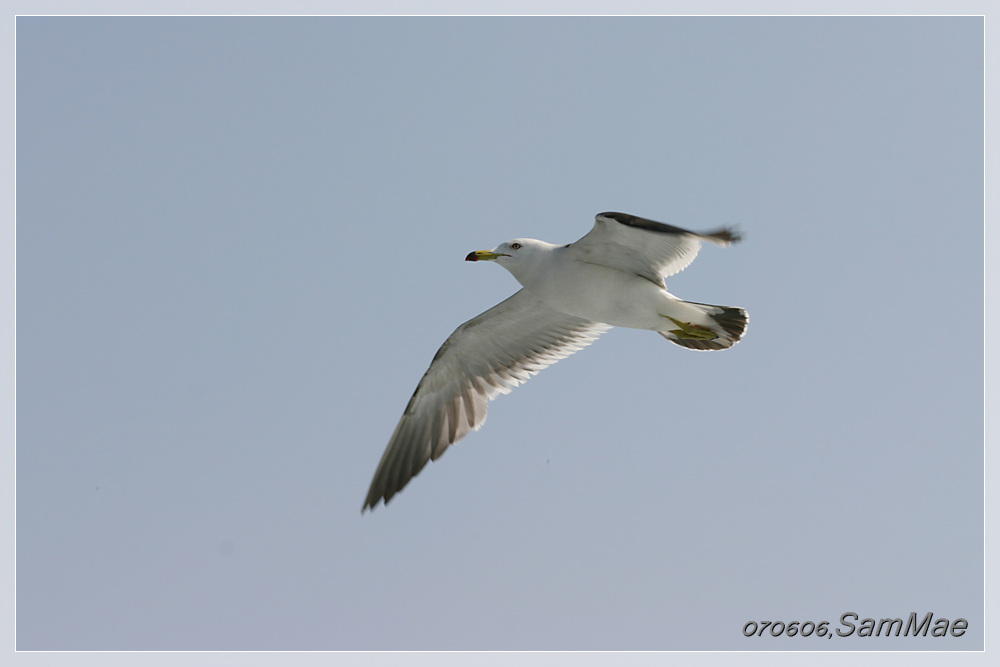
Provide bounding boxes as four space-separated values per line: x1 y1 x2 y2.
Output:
567 212 740 286
363 289 611 511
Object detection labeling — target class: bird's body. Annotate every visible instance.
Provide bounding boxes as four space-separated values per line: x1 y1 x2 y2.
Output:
497 240 716 332
363 212 748 511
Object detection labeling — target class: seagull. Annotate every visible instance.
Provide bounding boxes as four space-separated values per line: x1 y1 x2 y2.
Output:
363 212 748 511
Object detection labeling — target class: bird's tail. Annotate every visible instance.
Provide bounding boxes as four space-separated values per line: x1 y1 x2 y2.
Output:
657 301 748 351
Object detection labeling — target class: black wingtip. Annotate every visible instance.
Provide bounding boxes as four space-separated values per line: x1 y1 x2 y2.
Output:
706 227 742 244
361 497 383 514
597 212 739 243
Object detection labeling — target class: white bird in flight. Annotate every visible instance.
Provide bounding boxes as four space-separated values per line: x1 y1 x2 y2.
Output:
363 212 748 511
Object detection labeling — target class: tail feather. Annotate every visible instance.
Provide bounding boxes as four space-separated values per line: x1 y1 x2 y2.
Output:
659 302 748 351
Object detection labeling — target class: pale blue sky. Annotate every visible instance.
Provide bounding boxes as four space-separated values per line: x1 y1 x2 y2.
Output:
14 10 985 656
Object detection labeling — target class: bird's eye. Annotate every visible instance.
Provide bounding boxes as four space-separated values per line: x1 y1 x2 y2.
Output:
511 242 521 250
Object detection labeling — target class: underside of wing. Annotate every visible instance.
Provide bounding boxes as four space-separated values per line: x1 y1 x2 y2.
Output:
363 289 610 511
567 212 740 285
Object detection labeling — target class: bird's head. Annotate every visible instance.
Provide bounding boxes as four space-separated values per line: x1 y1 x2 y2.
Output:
465 238 547 263
465 238 554 287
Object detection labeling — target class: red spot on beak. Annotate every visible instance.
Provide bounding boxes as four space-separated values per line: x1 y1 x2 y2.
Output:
465 252 479 261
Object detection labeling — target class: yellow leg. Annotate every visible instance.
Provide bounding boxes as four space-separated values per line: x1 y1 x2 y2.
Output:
664 316 717 341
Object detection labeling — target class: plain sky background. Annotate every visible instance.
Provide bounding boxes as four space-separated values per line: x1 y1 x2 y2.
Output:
12 8 987 658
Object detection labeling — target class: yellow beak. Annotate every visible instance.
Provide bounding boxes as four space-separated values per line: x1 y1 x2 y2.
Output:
465 250 507 261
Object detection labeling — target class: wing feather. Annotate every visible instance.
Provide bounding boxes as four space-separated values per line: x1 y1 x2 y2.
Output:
567 212 740 285
363 289 610 510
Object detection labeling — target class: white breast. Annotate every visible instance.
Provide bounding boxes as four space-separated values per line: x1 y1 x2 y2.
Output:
516 247 674 330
